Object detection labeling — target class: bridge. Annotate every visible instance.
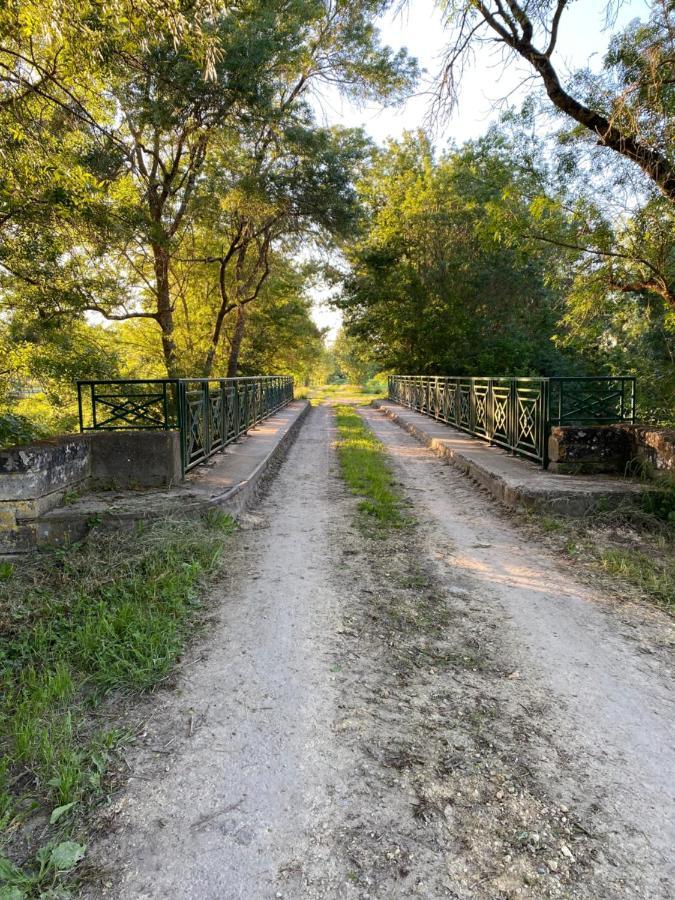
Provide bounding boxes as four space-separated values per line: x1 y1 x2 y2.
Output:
1 371 672 554
1 376 673 898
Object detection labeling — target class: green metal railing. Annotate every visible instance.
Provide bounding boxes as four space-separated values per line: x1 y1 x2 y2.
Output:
388 375 636 467
77 375 294 474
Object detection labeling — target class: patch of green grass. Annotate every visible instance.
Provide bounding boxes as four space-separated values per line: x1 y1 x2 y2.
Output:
598 547 674 611
540 515 564 533
334 406 406 528
0 511 234 896
307 383 387 406
0 838 87 898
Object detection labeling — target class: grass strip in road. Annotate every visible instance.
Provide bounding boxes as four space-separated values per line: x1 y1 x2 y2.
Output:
0 511 234 897
334 406 406 529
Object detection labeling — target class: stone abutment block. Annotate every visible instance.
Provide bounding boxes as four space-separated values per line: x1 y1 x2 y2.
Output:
0 430 182 553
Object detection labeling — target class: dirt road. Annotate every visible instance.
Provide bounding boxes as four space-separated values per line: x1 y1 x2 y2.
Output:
88 404 674 899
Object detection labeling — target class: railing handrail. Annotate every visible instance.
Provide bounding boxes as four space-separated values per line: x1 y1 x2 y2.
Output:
388 374 636 468
77 375 291 385
77 375 294 475
390 374 635 382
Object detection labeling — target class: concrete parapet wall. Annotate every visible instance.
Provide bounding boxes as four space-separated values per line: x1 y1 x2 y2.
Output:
0 430 182 553
0 435 91 501
619 425 675 472
89 431 181 489
34 401 310 549
374 400 653 517
0 435 91 552
548 426 631 475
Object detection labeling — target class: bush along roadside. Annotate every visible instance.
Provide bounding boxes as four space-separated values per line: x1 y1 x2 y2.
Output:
0 512 234 898
333 405 407 530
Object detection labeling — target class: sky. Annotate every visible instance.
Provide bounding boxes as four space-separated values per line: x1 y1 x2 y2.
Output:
310 0 649 341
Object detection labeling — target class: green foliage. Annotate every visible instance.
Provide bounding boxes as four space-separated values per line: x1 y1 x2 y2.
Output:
235 274 328 384
0 0 417 379
331 327 380 384
436 0 674 200
598 547 674 611
0 838 85 898
0 319 121 446
632 467 675 525
338 131 570 376
336 120 674 423
0 414 50 448
581 1 674 171
0 513 234 892
334 405 406 528
362 377 388 395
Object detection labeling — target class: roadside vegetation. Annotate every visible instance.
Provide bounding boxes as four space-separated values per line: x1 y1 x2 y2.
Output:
531 493 675 613
330 392 674 613
333 405 406 529
0 512 234 897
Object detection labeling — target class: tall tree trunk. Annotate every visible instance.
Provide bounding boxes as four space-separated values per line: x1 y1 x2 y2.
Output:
152 243 178 376
203 255 232 377
227 304 246 377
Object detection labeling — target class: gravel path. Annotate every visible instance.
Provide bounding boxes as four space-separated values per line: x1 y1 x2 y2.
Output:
87 403 674 899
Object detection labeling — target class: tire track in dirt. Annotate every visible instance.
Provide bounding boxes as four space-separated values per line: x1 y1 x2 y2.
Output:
85 405 352 898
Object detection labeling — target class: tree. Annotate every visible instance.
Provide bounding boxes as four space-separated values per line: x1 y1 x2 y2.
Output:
1 1 417 374
0 0 223 319
174 122 371 377
436 0 675 201
233 266 329 385
337 131 569 375
332 327 380 383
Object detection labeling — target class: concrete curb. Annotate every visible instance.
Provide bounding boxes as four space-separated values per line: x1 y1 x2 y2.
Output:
207 399 310 517
372 400 651 517
34 401 310 548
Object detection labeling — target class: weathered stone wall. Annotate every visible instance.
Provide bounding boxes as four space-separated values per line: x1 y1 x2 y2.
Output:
0 435 91 552
0 430 182 553
548 427 630 475
619 426 675 472
548 425 675 475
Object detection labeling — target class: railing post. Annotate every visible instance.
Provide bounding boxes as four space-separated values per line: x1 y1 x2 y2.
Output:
177 380 187 477
487 378 493 440
220 380 227 444
509 378 516 454
90 382 97 429
162 382 169 430
541 378 550 469
202 381 210 456
77 383 84 433
469 378 475 433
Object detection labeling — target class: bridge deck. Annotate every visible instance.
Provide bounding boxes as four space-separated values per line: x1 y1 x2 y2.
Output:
36 401 309 546
374 400 651 516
